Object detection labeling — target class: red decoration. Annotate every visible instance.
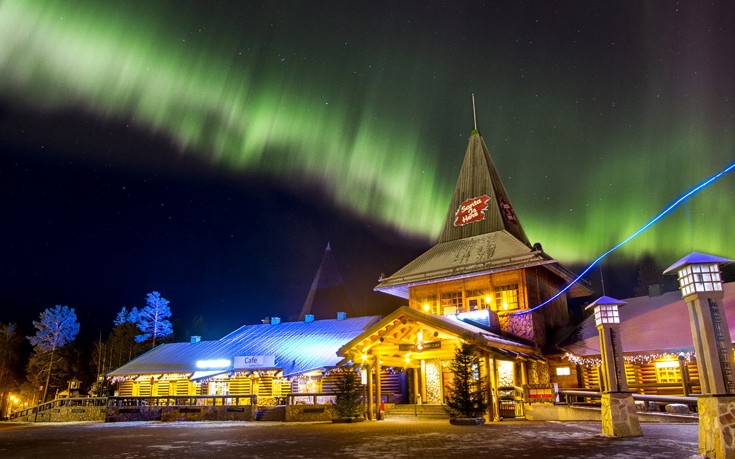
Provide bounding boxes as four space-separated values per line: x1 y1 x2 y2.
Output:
454 195 490 227
499 197 517 223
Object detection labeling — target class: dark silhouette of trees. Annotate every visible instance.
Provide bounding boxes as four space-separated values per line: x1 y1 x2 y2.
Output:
0 323 23 416
634 253 665 297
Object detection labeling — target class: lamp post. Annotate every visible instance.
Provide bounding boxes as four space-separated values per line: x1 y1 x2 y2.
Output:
585 296 641 437
664 252 734 458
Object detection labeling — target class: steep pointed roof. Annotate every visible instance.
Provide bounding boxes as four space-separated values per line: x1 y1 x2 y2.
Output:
438 130 531 246
298 243 355 321
376 129 592 300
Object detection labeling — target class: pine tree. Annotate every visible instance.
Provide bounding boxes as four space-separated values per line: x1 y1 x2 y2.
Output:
135 291 173 348
333 368 363 418
445 342 487 419
27 305 80 402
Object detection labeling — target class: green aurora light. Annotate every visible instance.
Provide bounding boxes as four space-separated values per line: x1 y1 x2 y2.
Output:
1 1 733 265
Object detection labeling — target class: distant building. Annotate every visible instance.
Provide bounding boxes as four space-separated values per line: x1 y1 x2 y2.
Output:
554 282 735 396
108 314 380 400
297 243 355 321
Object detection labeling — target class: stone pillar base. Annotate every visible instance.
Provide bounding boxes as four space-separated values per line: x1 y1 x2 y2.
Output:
698 396 735 458
601 392 642 437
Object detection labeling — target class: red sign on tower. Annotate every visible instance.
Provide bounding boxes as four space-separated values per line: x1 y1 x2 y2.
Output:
499 197 518 224
454 195 490 227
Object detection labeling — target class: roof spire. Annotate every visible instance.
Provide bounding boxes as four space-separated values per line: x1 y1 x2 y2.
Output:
472 93 477 130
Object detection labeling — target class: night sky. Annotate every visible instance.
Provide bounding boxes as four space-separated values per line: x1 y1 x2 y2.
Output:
1 1 734 343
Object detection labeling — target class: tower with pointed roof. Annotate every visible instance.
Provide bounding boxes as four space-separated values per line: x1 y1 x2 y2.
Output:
298 243 356 321
376 126 592 347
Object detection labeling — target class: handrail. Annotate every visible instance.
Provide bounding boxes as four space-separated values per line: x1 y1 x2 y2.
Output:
558 389 698 407
107 395 257 407
9 397 109 419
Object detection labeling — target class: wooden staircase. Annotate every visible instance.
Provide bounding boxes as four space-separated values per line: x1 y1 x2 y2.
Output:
385 404 449 419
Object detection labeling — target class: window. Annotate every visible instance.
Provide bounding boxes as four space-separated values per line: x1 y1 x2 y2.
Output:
555 366 571 376
441 291 463 314
655 360 682 383
494 284 519 311
465 289 489 311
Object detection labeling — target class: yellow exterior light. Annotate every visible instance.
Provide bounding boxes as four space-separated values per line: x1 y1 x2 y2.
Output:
423 303 430 311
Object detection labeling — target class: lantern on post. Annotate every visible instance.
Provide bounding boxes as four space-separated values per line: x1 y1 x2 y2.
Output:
585 295 641 437
585 296 626 392
664 252 734 459
663 252 734 395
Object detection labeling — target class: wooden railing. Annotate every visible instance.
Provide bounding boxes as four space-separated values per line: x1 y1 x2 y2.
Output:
558 389 699 411
107 395 257 407
9 397 108 420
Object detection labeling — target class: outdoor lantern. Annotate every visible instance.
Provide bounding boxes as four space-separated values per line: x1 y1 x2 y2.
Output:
663 251 735 395
586 296 624 327
663 252 732 298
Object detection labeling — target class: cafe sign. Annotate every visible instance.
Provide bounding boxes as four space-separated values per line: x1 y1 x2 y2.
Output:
234 355 276 369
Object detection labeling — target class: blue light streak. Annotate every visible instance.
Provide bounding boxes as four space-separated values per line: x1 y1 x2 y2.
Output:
513 159 735 316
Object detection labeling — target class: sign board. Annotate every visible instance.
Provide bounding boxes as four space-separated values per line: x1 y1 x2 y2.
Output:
499 197 518 223
234 355 276 369
454 195 490 227
398 341 441 352
523 383 558 403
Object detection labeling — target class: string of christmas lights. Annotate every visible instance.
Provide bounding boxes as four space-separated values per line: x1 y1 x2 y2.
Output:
514 159 735 316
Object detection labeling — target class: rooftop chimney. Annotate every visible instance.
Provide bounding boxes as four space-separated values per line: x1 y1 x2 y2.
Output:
337 312 347 321
271 316 281 325
262 316 270 325
648 284 662 297
190 336 201 344
304 314 315 323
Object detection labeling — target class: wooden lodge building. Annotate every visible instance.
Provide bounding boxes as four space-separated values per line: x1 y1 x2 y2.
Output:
555 282 735 397
106 123 733 420
107 125 596 420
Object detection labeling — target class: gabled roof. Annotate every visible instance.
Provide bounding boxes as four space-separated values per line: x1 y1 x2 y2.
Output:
559 282 735 357
298 243 355 320
375 129 592 299
108 315 380 378
338 306 539 362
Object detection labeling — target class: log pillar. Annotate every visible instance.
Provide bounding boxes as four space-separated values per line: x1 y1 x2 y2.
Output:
374 357 382 419
366 363 374 420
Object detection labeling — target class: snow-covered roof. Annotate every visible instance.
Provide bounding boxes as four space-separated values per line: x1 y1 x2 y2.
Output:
560 282 735 357
108 315 380 378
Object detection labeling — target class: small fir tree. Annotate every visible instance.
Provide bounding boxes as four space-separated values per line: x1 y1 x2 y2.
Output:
445 342 488 419
333 368 363 418
135 292 173 348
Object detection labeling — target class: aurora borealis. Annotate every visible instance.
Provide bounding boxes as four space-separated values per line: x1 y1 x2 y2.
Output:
1 1 734 335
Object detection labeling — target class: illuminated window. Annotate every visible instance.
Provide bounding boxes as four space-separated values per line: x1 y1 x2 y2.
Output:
494 284 519 311
555 367 571 376
465 289 489 311
441 291 464 314
655 360 682 383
